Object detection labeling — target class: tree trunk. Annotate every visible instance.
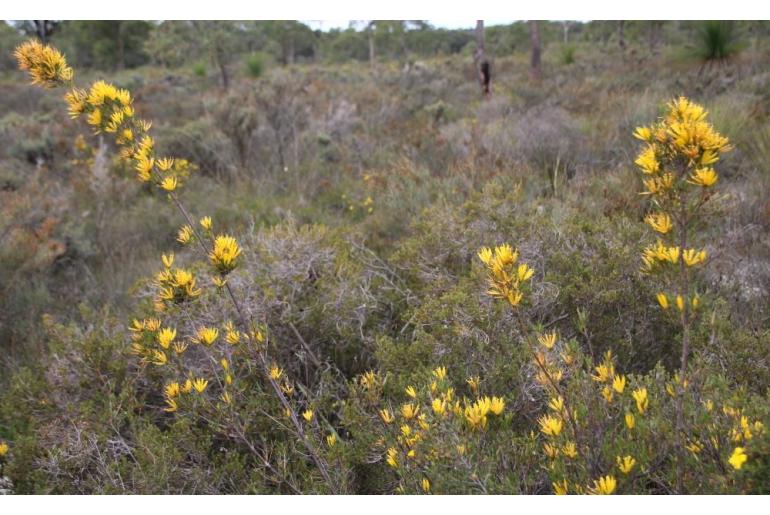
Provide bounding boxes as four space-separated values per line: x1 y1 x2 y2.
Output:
33 20 57 44
473 20 491 97
368 31 375 67
116 22 125 70
216 48 230 90
529 21 542 81
618 20 626 50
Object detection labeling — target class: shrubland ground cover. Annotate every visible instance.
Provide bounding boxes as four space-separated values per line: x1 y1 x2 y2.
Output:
1 22 770 494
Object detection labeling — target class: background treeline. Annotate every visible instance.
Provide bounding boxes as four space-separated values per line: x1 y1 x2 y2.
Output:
2 20 770 73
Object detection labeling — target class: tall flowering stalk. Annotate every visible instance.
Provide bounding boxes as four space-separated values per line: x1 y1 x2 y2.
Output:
14 40 335 492
634 97 731 489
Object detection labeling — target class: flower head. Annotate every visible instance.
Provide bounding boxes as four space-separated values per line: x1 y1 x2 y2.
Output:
589 475 616 495
15 40 74 88
728 447 747 470
209 235 242 274
157 327 177 349
192 378 208 393
538 415 563 437
194 326 219 346
617 455 636 474
632 388 649 414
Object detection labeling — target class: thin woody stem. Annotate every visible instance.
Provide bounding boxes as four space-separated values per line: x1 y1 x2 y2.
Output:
168 195 337 492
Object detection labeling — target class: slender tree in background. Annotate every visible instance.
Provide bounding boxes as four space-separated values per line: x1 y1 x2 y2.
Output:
193 21 239 90
32 21 58 43
529 20 542 81
367 21 376 67
473 20 491 97
618 20 626 50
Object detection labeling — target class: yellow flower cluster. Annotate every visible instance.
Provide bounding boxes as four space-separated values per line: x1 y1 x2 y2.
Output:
376 367 506 487
634 97 730 196
463 396 505 430
15 40 193 193
641 240 707 274
209 235 242 275
478 244 534 307
129 318 182 366
162 377 209 412
635 98 728 315
14 40 73 88
153 262 202 310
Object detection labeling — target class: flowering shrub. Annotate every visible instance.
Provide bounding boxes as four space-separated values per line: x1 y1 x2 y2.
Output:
3 40 769 495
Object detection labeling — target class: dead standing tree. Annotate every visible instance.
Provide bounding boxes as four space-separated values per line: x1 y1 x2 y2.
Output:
473 20 492 98
530 20 542 81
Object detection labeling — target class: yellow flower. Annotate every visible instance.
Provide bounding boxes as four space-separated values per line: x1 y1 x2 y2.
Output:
432 366 447 380
268 366 284 381
160 176 178 192
421 478 431 493
686 440 703 455
386 447 398 468
633 126 652 141
164 382 181 399
177 225 193 245
192 378 208 393
553 479 569 495
200 216 212 230
644 212 673 235
209 235 242 274
688 167 718 187
134 156 154 182
538 331 557 350
538 415 563 437
676 295 685 312
466 376 480 394
405 386 417 398
181 379 193 394
489 396 505 415
151 350 167 366
401 403 419 420
194 326 219 346
602 386 614 403
164 398 178 412
612 375 626 394
682 248 707 267
657 292 669 309
156 327 176 349
0 441 9 457
562 441 578 458
617 455 636 474
65 88 88 118
592 363 614 383
161 252 174 269
156 157 174 172
543 443 559 458
478 246 493 264
221 391 232 405
379 409 395 424
635 145 659 174
728 447 747 470
14 40 74 88
632 388 648 414
589 475 616 495
432 398 446 416
625 412 635 429
548 397 564 412
326 434 337 447
302 409 314 422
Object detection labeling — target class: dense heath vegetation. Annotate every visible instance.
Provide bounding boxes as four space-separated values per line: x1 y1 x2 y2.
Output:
1 21 770 494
